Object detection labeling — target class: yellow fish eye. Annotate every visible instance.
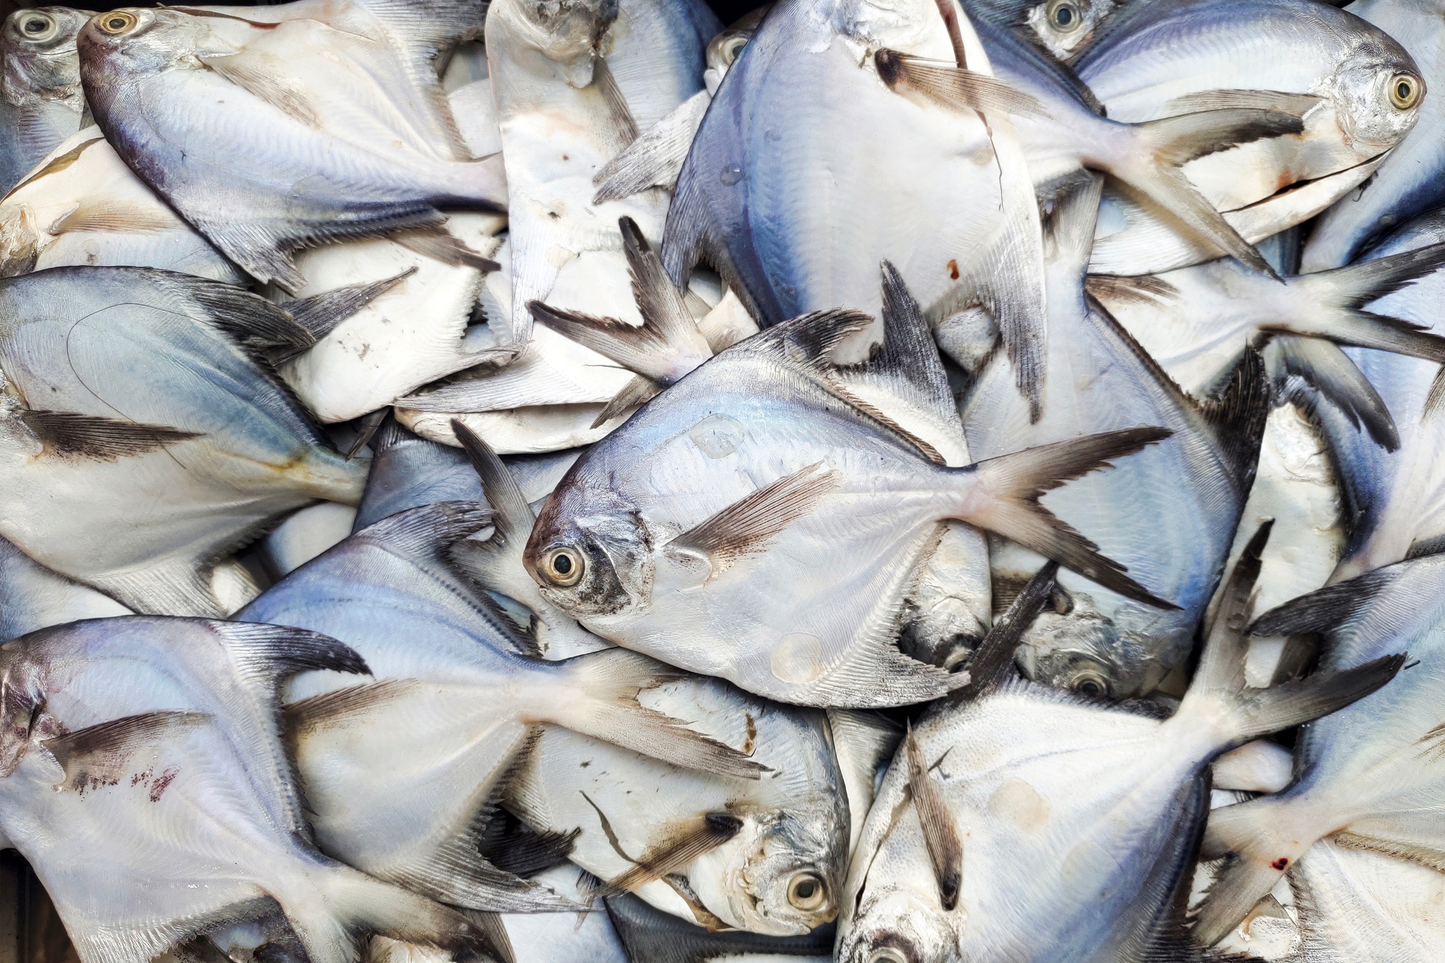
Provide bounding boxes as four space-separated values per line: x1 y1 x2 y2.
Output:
787 872 828 911
95 11 139 36
1389 73 1422 110
541 546 585 587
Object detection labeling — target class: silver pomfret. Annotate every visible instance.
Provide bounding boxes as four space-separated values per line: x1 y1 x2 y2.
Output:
0 8 87 193
525 265 1172 706
0 266 365 617
836 528 1402 963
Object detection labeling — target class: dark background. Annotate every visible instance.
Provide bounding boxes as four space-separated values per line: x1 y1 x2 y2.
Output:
0 1 763 27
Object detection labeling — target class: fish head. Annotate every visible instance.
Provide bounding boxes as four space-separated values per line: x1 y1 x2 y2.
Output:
525 478 654 622
691 807 848 935
76 8 226 82
2 8 87 102
502 0 619 87
0 642 48 777
837 856 962 963
1022 0 1115 63
1325 37 1424 155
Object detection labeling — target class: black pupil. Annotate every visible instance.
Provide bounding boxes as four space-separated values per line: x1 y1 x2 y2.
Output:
108 17 126 29
552 553 572 575
1398 81 1412 99
1079 679 1102 697
1055 6 1075 26
796 880 816 899
23 18 45 33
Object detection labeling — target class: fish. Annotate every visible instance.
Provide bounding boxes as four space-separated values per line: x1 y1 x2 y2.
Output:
1302 0 1445 270
1192 549 1445 946
238 501 766 913
605 891 834 962
0 535 130 642
664 0 1052 413
502 675 849 935
497 868 629 963
353 416 483 532
78 4 506 291
0 616 506 963
0 266 368 616
964 0 1123 63
1289 838 1445 963
1292 210 1445 581
523 260 1173 707
0 127 245 282
888 14 1306 277
834 522 1403 963
0 7 87 193
1076 0 1424 275
257 503 358 580
959 176 1268 698
274 213 508 424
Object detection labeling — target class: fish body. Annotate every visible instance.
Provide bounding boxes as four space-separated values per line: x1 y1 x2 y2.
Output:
353 418 481 531
0 128 244 282
1077 0 1423 274
1291 839 1445 963
0 536 129 641
78 6 506 290
0 7 87 193
0 616 495 963
240 502 766 912
961 178 1267 698
1195 551 1445 945
0 266 365 616
1303 0 1445 270
836 527 1402 963
525 266 1172 706
663 0 1048 408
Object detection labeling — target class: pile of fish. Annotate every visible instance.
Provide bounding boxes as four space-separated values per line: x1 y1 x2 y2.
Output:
1 0 1443 959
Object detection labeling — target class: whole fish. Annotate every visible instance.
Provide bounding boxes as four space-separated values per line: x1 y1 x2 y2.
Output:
1296 210 1445 580
0 266 366 616
605 891 833 962
1290 839 1445 963
503 677 848 935
0 616 504 963
835 524 1402 963
78 6 506 290
0 7 87 193
0 128 244 282
1194 550 1445 946
663 0 1051 412
0 536 129 642
1303 0 1445 270
960 176 1267 698
1076 0 1424 275
524 262 1172 706
239 502 766 913
964 0 1123 63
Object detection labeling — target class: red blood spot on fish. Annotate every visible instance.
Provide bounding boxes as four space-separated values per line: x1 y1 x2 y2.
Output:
947 259 960 281
149 767 178 802
1271 858 1289 871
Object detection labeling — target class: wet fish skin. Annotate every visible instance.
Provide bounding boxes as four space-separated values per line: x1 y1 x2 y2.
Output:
78 6 506 291
1302 0 1445 270
835 526 1402 963
1290 839 1445 963
0 7 88 192
1194 550 1445 945
0 616 501 963
0 266 365 617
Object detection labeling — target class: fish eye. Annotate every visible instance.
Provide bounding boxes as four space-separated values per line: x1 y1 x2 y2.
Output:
719 34 748 66
95 11 138 36
18 13 56 40
787 871 827 911
1389 73 1422 110
540 546 585 587
1070 670 1111 700
867 948 909 963
1046 0 1085 33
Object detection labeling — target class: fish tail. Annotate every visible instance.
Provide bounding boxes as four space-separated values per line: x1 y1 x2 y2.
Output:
1109 108 1307 278
1285 241 1445 361
948 427 1177 607
552 647 770 779
308 862 511 963
1270 335 1399 450
1192 796 1315 947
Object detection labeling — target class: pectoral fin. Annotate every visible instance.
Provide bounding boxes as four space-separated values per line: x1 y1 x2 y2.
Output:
21 410 201 461
43 710 211 792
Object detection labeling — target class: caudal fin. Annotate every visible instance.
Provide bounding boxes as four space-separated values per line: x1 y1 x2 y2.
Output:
1271 335 1400 451
1192 797 1313 948
553 648 769 779
1113 109 1308 279
954 427 1177 606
